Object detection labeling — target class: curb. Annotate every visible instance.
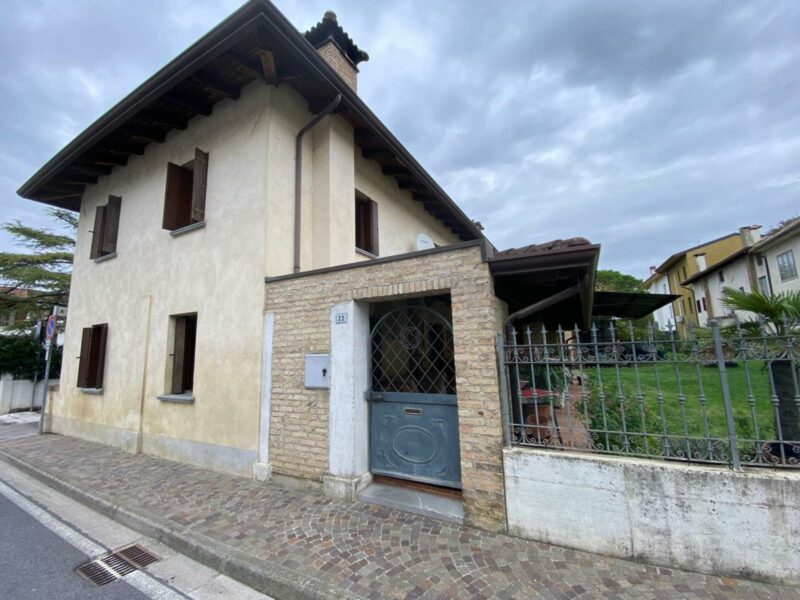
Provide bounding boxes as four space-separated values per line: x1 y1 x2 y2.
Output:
0 446 361 600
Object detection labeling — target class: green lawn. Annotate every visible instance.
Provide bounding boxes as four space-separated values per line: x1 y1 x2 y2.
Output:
581 361 776 459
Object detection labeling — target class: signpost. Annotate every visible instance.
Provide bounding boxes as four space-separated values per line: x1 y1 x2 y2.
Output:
38 313 58 434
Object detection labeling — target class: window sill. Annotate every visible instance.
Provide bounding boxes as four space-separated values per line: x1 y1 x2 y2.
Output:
169 221 205 238
157 393 195 404
79 387 104 395
355 247 378 259
93 252 117 264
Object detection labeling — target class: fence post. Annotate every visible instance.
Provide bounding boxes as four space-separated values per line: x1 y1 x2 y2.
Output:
496 332 512 447
711 320 740 469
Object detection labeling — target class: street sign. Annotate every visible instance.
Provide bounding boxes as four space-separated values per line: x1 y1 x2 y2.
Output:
54 305 68 318
45 315 57 340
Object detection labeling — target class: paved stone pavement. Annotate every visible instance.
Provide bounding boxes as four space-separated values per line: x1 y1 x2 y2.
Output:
0 434 795 600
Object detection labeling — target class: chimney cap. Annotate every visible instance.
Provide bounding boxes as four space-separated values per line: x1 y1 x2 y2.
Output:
305 11 369 65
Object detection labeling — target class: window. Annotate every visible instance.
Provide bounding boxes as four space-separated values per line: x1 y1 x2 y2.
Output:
718 270 725 283
162 148 208 231
355 192 379 256
758 275 770 295
90 195 121 259
702 297 707 311
169 314 197 395
777 250 797 282
696 299 702 313
77 323 108 389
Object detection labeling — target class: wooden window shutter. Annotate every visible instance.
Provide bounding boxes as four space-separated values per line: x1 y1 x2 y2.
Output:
93 324 108 389
77 327 93 387
368 199 379 256
171 317 187 394
191 148 208 223
102 196 122 255
163 162 193 230
90 206 106 259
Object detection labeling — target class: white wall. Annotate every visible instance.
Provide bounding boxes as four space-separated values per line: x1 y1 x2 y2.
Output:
762 234 800 295
0 375 55 414
646 274 674 331
504 448 800 585
693 257 758 326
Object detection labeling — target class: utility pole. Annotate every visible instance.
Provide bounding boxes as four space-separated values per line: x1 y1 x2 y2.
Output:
38 310 58 434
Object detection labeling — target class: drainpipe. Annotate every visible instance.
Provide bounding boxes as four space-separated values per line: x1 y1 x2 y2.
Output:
294 94 343 273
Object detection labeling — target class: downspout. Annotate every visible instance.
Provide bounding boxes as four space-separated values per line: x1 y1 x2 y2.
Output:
294 94 343 273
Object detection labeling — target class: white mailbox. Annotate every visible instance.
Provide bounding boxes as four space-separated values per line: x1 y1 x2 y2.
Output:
304 353 331 389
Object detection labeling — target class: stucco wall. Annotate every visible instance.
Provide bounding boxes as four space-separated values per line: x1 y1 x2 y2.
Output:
504 448 800 584
0 375 54 414
55 81 273 472
263 243 509 532
762 235 800 295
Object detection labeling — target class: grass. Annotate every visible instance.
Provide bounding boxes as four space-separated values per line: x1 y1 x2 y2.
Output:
581 361 777 459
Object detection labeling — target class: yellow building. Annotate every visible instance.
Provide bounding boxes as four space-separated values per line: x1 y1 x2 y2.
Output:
643 229 758 337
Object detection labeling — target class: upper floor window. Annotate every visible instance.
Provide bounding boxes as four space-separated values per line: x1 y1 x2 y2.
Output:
162 148 208 232
355 192 379 256
777 250 797 282
78 323 108 390
90 195 121 259
718 270 725 283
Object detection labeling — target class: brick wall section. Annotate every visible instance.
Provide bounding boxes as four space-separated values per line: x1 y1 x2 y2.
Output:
317 41 358 92
265 244 509 532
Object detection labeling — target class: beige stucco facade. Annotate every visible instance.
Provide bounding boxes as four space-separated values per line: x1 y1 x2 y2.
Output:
53 78 464 475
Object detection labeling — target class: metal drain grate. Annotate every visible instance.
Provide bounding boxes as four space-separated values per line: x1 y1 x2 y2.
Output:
117 544 160 568
76 544 159 586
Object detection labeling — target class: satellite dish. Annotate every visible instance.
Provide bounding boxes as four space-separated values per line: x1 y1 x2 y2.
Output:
416 233 435 251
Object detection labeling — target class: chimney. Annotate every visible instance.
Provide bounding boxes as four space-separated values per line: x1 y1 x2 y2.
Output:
305 11 369 92
694 253 707 271
739 225 762 247
649 266 657 275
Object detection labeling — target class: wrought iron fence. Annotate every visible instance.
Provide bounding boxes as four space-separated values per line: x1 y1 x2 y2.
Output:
497 318 800 469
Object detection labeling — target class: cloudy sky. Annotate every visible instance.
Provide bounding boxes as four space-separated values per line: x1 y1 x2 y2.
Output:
1 0 798 279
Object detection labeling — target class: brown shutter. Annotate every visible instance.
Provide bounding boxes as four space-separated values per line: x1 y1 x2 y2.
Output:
93 324 108 389
77 327 93 387
191 148 208 223
368 199 379 256
163 163 193 230
171 317 187 394
102 196 121 254
90 206 106 259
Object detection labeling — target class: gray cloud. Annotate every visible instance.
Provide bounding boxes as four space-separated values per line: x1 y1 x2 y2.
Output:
2 0 798 279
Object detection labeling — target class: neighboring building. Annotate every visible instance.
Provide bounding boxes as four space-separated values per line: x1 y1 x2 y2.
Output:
643 227 758 336
16 1 672 532
681 219 799 328
751 218 800 296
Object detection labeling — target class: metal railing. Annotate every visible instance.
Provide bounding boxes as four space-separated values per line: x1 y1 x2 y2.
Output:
498 318 800 469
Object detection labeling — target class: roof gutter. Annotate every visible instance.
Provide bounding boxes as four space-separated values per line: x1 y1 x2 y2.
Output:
294 94 342 273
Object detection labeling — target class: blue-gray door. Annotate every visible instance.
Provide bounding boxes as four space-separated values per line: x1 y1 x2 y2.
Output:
368 306 461 489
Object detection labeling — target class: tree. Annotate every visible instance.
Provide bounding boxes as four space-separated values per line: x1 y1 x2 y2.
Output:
721 288 800 334
0 208 76 325
595 269 643 293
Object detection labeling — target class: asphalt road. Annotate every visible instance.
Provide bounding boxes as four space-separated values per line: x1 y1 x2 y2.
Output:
0 490 148 599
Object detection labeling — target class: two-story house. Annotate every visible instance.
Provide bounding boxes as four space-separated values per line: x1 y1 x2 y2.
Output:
17 1 611 532
643 229 757 336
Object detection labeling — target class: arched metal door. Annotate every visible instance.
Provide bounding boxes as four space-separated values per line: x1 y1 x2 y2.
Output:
368 306 461 488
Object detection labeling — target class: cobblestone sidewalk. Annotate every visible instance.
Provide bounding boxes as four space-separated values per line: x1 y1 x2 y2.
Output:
0 434 795 600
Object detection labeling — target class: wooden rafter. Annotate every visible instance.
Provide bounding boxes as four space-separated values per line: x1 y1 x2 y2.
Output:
119 126 166 144
140 110 188 130
193 74 239 99
362 148 394 160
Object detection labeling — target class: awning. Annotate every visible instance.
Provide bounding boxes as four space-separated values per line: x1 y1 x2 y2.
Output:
592 291 679 320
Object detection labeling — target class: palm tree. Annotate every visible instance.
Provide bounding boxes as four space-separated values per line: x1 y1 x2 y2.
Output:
722 288 800 449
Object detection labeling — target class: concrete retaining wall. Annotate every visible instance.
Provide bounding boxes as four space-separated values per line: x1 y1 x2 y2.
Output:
0 375 55 415
503 447 800 584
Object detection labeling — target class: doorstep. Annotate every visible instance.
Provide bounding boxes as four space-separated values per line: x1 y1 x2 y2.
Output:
358 482 464 524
